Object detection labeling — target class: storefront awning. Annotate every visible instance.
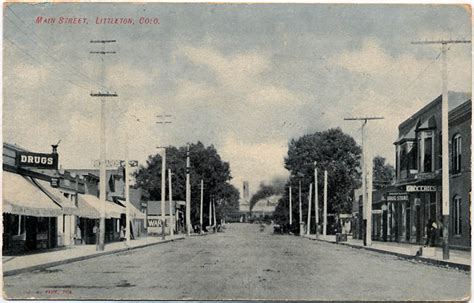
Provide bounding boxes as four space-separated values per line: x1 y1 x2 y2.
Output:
75 195 100 219
33 179 78 215
79 195 125 219
3 171 62 217
115 198 146 220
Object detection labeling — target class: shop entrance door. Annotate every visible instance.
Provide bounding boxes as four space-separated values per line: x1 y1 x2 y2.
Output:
416 205 422 243
382 210 388 242
405 207 411 241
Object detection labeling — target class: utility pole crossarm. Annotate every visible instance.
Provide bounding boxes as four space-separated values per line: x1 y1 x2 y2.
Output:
344 116 383 246
90 92 118 97
90 39 117 43
90 51 117 55
411 37 471 260
344 117 384 121
91 38 117 252
411 39 471 45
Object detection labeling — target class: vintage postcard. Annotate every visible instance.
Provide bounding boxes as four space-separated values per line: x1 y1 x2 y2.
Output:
2 1 471 301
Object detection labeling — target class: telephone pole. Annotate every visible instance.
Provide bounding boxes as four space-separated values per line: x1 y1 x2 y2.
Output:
344 116 384 246
160 148 166 240
314 162 319 239
209 195 213 227
323 170 327 236
412 39 471 259
200 179 204 233
156 114 172 240
124 130 130 246
185 144 191 236
90 39 117 251
306 183 313 235
213 199 217 233
168 169 174 236
289 186 293 228
299 179 303 236
124 114 140 246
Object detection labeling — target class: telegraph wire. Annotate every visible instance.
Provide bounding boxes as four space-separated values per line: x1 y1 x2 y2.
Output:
383 48 444 109
4 36 92 92
4 13 111 92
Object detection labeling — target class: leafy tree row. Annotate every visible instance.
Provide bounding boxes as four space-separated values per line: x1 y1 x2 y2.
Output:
273 128 362 228
134 141 240 227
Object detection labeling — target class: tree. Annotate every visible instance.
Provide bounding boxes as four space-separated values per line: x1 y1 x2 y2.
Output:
372 156 395 189
134 141 240 227
274 128 361 227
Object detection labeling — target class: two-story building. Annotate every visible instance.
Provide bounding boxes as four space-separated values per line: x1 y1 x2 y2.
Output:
386 92 471 249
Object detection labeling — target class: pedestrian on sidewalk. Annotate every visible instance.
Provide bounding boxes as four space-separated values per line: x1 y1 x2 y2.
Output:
425 218 437 247
120 226 126 241
74 224 83 245
93 221 99 249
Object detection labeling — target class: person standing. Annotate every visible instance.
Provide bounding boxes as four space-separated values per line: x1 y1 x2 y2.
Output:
425 219 433 246
119 226 126 241
431 219 438 247
92 221 99 249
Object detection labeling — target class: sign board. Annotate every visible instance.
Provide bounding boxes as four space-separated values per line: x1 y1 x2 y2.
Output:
386 193 409 202
17 152 58 169
406 185 439 192
147 216 163 233
92 159 138 168
372 210 383 215
50 178 59 188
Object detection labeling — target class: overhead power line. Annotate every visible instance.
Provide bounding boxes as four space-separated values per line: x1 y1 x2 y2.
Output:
4 11 112 92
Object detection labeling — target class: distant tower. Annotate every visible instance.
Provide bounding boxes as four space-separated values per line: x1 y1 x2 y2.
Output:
243 181 250 203
240 181 250 212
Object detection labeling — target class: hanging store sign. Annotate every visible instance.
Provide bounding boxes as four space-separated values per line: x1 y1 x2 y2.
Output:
406 185 439 192
386 193 409 202
16 152 58 169
50 178 59 188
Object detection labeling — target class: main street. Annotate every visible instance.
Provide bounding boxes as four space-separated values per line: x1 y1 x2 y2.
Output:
4 224 469 301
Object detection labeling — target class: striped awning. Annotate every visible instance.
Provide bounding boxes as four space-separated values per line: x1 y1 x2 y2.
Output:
115 198 146 220
3 171 62 217
79 194 125 219
33 179 79 215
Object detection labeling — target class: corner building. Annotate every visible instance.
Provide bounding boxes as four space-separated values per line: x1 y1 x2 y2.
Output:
388 92 471 250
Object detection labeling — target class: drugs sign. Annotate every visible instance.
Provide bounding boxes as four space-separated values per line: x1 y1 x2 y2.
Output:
17 152 58 169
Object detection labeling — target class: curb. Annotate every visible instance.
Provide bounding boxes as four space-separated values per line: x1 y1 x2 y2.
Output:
3 237 185 277
305 236 470 271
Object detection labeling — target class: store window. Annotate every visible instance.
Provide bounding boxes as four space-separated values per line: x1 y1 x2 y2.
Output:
452 134 462 173
424 136 433 172
417 131 434 173
400 146 408 172
453 195 461 235
399 142 416 178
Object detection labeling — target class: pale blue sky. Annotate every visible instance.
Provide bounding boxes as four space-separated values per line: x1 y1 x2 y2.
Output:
3 3 471 194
